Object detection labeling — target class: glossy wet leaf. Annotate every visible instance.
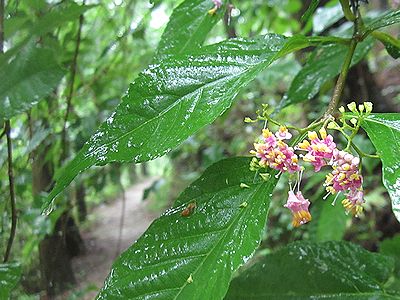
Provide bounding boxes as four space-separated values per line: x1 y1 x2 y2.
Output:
97 157 278 299
0 262 22 299
280 36 373 109
365 10 400 35
0 45 65 120
372 31 400 59
313 4 343 34
44 34 312 213
360 113 400 222
225 241 397 299
156 0 225 57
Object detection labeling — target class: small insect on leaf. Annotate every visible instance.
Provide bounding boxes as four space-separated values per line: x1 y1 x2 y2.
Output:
187 274 193 284
181 202 197 217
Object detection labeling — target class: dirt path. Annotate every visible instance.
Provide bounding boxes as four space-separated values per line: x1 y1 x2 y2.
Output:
70 177 160 299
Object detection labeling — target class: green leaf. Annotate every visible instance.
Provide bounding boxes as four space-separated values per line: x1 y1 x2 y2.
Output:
360 113 400 223
301 0 320 23
0 2 95 66
365 10 400 35
43 34 314 213
372 31 400 59
313 3 344 34
309 194 349 242
156 0 225 57
97 157 278 299
28 2 96 37
280 36 373 109
225 241 397 299
0 44 65 120
0 262 22 299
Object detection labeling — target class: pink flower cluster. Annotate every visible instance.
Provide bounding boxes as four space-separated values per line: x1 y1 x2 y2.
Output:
297 128 336 172
251 127 301 174
251 124 365 227
325 150 364 216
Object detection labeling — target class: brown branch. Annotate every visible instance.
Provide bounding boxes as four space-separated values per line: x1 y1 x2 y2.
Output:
60 6 85 161
1 0 17 263
3 120 17 263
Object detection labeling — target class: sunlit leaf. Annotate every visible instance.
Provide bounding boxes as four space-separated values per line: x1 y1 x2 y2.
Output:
97 157 278 299
313 3 343 34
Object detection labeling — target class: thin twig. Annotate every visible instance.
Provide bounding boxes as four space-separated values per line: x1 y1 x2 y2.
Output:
3 121 17 263
324 38 357 118
0 126 5 139
1 0 17 263
60 6 85 161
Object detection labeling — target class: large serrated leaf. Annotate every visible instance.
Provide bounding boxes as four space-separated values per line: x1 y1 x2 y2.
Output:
0 262 22 299
156 0 226 57
361 113 400 223
97 157 278 300
43 34 312 213
225 241 397 299
0 44 65 120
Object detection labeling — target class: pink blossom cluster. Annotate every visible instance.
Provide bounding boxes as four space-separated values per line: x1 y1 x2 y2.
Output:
297 128 336 171
325 150 364 216
251 124 365 227
251 127 301 174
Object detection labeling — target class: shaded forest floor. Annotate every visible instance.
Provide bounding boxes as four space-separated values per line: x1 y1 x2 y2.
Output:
68 177 160 299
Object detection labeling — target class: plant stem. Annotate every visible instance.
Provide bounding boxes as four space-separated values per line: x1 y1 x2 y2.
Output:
61 6 84 161
324 38 357 118
3 120 17 263
1 0 17 263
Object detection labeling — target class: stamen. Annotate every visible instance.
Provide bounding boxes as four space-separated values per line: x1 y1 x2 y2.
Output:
331 192 340 206
323 192 331 200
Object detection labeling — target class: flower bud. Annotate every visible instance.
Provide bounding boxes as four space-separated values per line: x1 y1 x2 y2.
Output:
347 102 357 112
364 102 373 113
339 106 345 113
358 104 365 112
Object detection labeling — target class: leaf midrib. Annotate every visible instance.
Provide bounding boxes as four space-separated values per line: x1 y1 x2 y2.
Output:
84 55 275 161
172 183 265 300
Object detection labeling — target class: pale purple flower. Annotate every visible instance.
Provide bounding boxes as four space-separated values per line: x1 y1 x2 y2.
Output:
284 191 312 227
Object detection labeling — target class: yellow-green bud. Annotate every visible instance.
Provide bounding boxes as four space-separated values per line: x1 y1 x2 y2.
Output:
347 102 357 112
364 102 373 113
358 104 364 112
339 106 345 113
350 118 357 125
327 121 339 129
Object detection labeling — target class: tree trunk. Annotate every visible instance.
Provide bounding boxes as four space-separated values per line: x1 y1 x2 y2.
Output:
76 183 87 223
32 142 84 296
